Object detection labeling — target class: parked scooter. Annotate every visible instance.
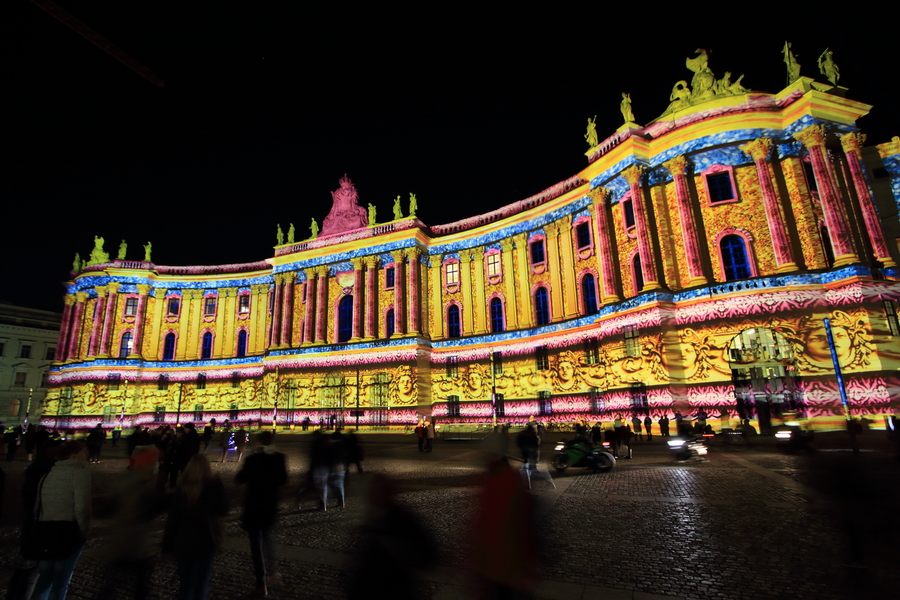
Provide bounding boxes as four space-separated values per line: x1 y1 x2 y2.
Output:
552 438 615 473
667 436 708 462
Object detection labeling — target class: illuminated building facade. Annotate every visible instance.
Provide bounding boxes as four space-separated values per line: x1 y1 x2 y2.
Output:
44 64 900 432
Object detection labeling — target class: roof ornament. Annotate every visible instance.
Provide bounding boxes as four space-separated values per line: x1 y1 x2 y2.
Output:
658 49 751 119
321 174 367 235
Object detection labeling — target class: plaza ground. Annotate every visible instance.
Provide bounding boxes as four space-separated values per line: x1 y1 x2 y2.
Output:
1 429 897 600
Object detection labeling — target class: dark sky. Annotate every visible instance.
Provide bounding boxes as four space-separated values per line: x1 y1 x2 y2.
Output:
5 2 898 312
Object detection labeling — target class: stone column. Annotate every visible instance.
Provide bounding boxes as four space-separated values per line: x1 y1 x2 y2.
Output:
351 258 364 340
470 248 486 334
66 292 88 361
740 139 798 272
429 254 443 339
591 188 620 303
662 156 709 285
557 220 578 318
279 273 294 348
499 239 519 329
623 165 661 290
840 132 897 267
87 287 107 357
57 295 75 360
302 269 317 345
794 124 860 267
315 267 329 343
129 284 151 358
364 257 379 339
391 251 406 337
97 282 119 358
544 222 564 321
270 274 283 349
459 252 474 336
405 248 421 335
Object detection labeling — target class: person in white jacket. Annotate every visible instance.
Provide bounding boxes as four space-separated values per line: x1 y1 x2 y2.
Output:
29 441 91 600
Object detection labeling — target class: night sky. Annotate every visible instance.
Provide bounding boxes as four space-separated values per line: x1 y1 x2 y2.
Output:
5 2 898 312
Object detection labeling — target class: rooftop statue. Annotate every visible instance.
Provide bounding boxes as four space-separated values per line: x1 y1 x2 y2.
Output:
409 193 418 217
276 224 284 246
117 240 127 260
321 174 367 235
143 241 152 262
620 93 635 123
783 41 802 84
367 203 377 226
585 116 598 148
287 223 295 244
393 195 403 220
657 51 751 120
87 235 109 266
72 253 82 273
686 49 716 102
309 218 319 239
818 49 840 86
662 81 692 116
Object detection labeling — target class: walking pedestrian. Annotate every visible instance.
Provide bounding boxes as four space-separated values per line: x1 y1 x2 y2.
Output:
619 424 633 458
415 421 426 452
329 431 347 508
659 415 670 437
516 426 539 470
236 431 288 598
644 415 653 441
233 426 248 462
307 430 330 511
631 415 643 442
591 422 603 444
24 424 36 462
5 427 20 462
86 423 106 463
201 420 215 453
219 420 232 463
162 454 229 600
425 420 435 452
345 432 364 473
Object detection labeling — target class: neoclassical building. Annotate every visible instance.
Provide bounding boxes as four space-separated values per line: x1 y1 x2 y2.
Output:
45 53 900 433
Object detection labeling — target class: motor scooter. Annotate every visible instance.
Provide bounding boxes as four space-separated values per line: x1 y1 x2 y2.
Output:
667 436 708 462
551 438 615 473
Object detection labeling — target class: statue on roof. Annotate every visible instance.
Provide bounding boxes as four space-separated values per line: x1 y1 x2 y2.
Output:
817 49 840 86
321 174 368 235
783 41 802 84
662 81 692 116
409 193 418 217
309 218 319 239
620 93 635 123
392 195 403 220
87 235 109 266
72 253 82 273
276 224 284 246
686 49 716 102
585 116 598 148
717 72 750 96
117 240 127 260
367 203 377 226
287 223 295 244
143 242 152 262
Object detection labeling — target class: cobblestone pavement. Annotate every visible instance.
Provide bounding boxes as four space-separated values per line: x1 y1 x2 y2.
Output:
1 431 897 600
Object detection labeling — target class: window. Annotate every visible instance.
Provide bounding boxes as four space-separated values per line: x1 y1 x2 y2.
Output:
45 346 55 361
538 391 552 416
447 355 459 378
624 326 640 358
231 372 241 388
8 399 21 417
124 297 138 316
885 301 899 336
386 309 395 338
204 296 217 316
197 374 207 390
229 403 239 421
530 240 545 265
158 374 169 391
385 267 395 289
337 295 353 343
20 344 32 359
163 333 176 361
581 274 598 315
238 294 251 314
448 395 461 418
633 254 644 294
584 337 600 365
589 388 604 414
486 252 501 277
194 404 204 422
490 297 504 333
576 222 591 249
707 172 735 203
536 346 549 371
41 372 50 387
721 235 752 281
494 393 505 417
447 305 461 338
622 198 635 229
237 330 248 358
268 291 276 313
0 342 4 357
534 287 550 325
14 372 27 387
154 405 166 422
107 374 121 391
119 332 133 359
445 261 459 285
820 225 835 267
630 382 649 412
492 351 503 375
201 331 214 359
167 297 180 316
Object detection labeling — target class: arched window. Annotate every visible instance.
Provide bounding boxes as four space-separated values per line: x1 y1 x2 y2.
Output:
201 331 214 359
236 330 248 358
721 235 752 281
119 331 133 359
490 297 504 333
581 274 598 315
163 333 176 361
386 309 395 338
337 295 353 343
534 287 550 325
632 254 644 294
447 305 461 338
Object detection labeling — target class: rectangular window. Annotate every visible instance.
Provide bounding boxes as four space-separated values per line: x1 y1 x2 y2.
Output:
194 404 204 422
447 355 459 378
445 262 459 285
14 372 27 387
624 326 640 358
124 297 138 316
231 372 241 389
197 373 207 390
538 391 552 416
622 198 635 229
238 294 251 314
158 375 169 391
154 405 166 422
576 222 591 248
41 372 51 388
530 240 545 265
492 351 503 375
803 160 818 192
584 337 600 365
494 393 505 418
486 253 501 277
448 395 461 418
204 296 217 316
45 346 56 361
20 344 32 359
589 388 604 414
535 346 549 371
385 267 395 289
107 374 121 391
167 297 180 316
0 342 4 356
707 172 735 203
886 300 900 337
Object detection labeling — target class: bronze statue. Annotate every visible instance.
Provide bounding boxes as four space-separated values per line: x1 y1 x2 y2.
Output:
783 41 802 84
87 236 109 266
309 218 319 239
409 193 418 217
276 224 284 246
367 202 377 226
287 223 295 244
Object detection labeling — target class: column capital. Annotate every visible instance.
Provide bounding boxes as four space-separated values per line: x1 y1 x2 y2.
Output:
106 282 120 293
303 268 317 280
75 291 88 303
251 283 269 294
95 286 108 298
793 124 828 149
350 257 364 270
64 294 77 306
364 255 380 269
663 154 692 176
404 246 421 261
220 286 238 297
317 266 330 278
544 221 560 237
499 238 514 252
558 220 572 234
877 136 900 159
740 138 773 162
589 186 612 204
469 247 485 261
136 284 152 296
460 251 474 263
839 131 866 157
622 164 644 185
282 271 296 284
390 250 405 264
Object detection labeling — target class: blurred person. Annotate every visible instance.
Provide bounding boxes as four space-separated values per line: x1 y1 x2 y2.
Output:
5 426 20 462
345 431 364 473
516 425 539 470
162 454 229 600
631 415 643 441
218 420 232 462
307 430 331 510
183 423 202 462
201 420 215 453
659 414 670 437
160 428 185 490
235 431 288 598
591 422 603 444
24 424 36 462
619 423 633 459
110 425 121 447
28 441 91 600
329 431 347 508
415 420 426 452
644 415 653 441
233 426 248 462
424 419 435 452
86 423 106 463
